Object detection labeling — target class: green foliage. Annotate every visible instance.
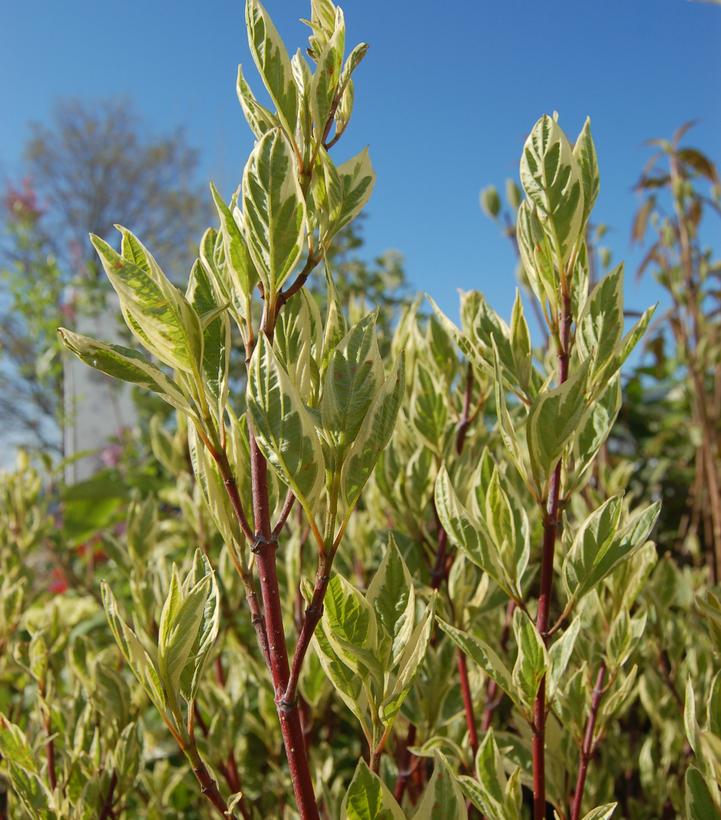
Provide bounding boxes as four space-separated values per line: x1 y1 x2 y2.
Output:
0 3 718 819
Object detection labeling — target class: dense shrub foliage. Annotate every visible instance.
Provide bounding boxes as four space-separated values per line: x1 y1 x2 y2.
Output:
1 2 720 818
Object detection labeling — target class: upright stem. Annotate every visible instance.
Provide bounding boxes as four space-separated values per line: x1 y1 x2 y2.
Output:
394 724 417 803
248 434 320 820
432 510 480 759
532 290 571 820
570 663 607 820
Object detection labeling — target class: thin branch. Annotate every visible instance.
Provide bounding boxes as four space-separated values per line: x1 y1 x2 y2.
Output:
570 664 607 820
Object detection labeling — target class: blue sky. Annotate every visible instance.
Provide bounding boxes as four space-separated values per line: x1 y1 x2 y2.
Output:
2 0 720 322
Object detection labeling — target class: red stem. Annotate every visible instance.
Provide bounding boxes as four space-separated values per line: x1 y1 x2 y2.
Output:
570 664 607 820
249 432 320 820
284 553 331 707
98 772 117 820
393 724 418 803
532 290 571 820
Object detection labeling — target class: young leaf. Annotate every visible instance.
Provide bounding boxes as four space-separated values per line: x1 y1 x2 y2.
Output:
581 806 617 820
437 618 520 709
341 759 405 820
323 574 379 677
209 182 258 299
242 128 307 295
58 329 192 416
435 467 513 597
575 264 624 382
332 148 376 235
412 754 466 820
573 117 600 225
526 363 589 485
563 499 660 601
236 63 279 137
685 768 719 820
520 114 584 264
245 0 299 135
365 535 415 665
381 598 435 725
320 313 384 461
91 232 203 374
511 607 548 708
102 584 166 714
247 334 325 515
341 356 404 511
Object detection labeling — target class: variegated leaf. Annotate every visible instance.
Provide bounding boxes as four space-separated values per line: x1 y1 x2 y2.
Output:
236 63 279 137
320 313 384 462
92 231 203 374
520 114 584 264
574 116 600 225
332 148 376 235
247 334 324 515
186 260 230 408
341 759 405 820
209 182 258 299
242 129 307 295
245 0 298 135
58 329 192 416
341 355 404 511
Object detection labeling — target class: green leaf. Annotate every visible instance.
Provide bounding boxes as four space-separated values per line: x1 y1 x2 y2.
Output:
412 754 466 820
410 363 449 454
511 607 547 708
323 574 379 677
247 334 325 515
365 535 415 665
102 584 166 713
548 616 581 700
581 805 617 820
332 147 376 235
0 715 37 774
313 626 368 730
437 618 520 709
573 378 621 482
473 730 505 810
685 768 719 820
245 0 299 135
58 329 192 415
434 467 512 597
186 260 231 405
91 231 203 374
381 598 435 725
321 313 384 462
563 498 660 601
236 63 279 137
526 363 589 485
516 199 558 311
275 288 323 403
341 355 404 511
242 128 307 295
520 114 585 263
310 9 344 135
341 759 405 820
573 117 600 225
575 265 624 382
209 182 258 299
510 290 532 391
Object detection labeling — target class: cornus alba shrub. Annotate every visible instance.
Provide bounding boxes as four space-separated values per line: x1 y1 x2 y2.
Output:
0 1 719 819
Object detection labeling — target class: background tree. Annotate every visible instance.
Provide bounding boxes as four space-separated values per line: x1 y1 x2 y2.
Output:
0 100 209 454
